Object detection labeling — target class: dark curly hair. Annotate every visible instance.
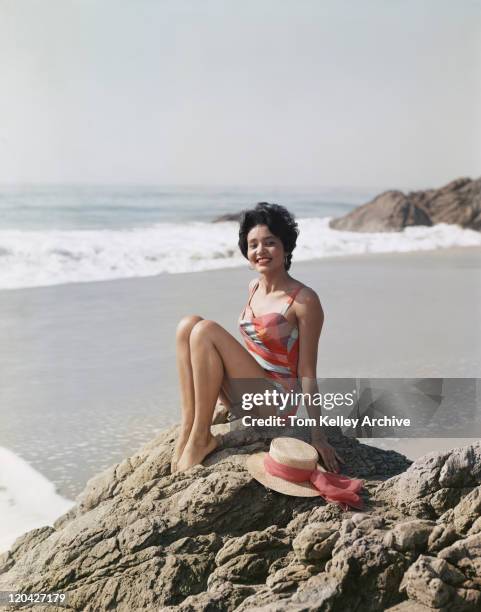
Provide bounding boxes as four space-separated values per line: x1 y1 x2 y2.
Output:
238 203 299 271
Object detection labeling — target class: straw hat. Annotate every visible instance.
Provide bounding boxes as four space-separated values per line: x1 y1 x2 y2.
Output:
246 437 326 497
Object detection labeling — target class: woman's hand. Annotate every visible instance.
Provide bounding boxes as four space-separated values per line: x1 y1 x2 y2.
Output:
311 434 344 473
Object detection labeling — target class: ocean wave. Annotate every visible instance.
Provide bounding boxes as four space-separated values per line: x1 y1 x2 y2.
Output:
0 447 74 553
0 218 480 290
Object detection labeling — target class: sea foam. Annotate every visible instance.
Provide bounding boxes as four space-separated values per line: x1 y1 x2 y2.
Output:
0 447 74 553
1 218 480 290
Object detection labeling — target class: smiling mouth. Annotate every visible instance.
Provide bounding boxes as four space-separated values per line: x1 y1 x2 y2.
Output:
256 258 271 263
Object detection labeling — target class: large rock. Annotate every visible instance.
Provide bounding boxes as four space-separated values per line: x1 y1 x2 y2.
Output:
399 554 481 610
330 190 432 232
376 442 481 520
384 519 437 553
330 176 481 232
1 429 481 611
292 523 339 562
212 212 245 223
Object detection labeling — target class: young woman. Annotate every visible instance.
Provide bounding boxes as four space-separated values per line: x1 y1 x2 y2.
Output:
172 203 343 473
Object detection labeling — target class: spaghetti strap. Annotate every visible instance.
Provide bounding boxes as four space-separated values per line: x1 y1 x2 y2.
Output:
241 281 259 319
248 280 260 302
280 285 303 316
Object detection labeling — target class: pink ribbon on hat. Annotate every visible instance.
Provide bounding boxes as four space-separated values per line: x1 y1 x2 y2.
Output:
263 453 364 510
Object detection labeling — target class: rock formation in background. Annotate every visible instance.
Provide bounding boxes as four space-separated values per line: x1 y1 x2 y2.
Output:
212 177 481 233
330 177 481 233
1 424 481 611
212 212 245 223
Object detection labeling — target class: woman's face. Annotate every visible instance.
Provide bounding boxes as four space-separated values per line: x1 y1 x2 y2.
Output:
246 224 285 272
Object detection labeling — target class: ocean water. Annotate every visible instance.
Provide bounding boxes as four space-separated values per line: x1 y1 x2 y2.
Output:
2 184 481 290
0 184 366 230
0 446 74 553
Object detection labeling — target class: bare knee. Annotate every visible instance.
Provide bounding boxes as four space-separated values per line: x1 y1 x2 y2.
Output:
189 319 219 346
176 315 204 343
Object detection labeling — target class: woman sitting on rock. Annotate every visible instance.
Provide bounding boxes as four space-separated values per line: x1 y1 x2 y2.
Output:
172 202 342 474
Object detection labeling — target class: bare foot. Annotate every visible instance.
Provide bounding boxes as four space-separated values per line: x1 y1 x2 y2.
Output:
171 428 192 473
176 433 219 471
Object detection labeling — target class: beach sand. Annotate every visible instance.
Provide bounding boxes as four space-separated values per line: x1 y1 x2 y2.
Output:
0 246 480 498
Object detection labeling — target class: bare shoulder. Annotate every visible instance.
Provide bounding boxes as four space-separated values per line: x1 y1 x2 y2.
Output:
248 278 258 291
294 284 324 316
295 283 321 305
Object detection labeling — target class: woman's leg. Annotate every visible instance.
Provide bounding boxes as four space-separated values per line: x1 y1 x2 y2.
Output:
177 319 268 471
172 314 204 472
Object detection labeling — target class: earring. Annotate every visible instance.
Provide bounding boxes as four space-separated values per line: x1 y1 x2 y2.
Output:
284 254 289 267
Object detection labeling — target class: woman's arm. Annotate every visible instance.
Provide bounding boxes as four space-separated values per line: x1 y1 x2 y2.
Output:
296 288 342 472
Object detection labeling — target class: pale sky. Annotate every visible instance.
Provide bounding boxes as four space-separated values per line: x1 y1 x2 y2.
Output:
0 0 480 190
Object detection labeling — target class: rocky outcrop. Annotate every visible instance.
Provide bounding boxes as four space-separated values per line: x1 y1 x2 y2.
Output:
1 426 481 611
330 190 433 233
212 212 245 223
376 443 481 521
330 177 481 232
